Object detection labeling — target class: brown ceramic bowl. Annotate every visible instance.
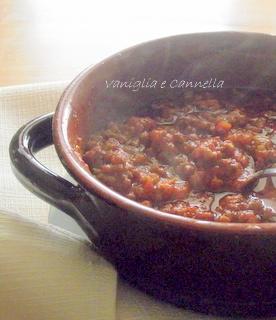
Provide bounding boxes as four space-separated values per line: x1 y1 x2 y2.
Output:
10 32 276 317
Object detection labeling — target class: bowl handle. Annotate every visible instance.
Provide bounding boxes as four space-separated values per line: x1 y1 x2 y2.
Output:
9 113 98 240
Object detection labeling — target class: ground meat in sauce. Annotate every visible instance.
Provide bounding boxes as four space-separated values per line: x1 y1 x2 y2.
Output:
83 90 276 223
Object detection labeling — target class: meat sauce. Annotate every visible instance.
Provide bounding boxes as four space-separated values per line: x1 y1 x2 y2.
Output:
83 91 276 223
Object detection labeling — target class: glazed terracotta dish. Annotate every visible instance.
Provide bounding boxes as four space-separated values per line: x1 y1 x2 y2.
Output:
10 32 276 317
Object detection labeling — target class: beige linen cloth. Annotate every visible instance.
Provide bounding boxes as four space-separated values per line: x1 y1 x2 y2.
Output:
0 82 252 320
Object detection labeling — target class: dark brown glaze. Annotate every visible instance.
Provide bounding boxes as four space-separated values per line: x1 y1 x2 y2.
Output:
10 32 276 316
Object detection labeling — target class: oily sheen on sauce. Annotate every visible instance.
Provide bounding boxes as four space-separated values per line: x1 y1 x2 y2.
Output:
83 90 276 223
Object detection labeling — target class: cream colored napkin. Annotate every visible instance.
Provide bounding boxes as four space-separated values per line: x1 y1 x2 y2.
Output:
0 209 117 320
0 82 67 223
0 82 262 320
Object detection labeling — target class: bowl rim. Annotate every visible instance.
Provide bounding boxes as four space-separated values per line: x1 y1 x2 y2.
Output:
53 31 276 235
